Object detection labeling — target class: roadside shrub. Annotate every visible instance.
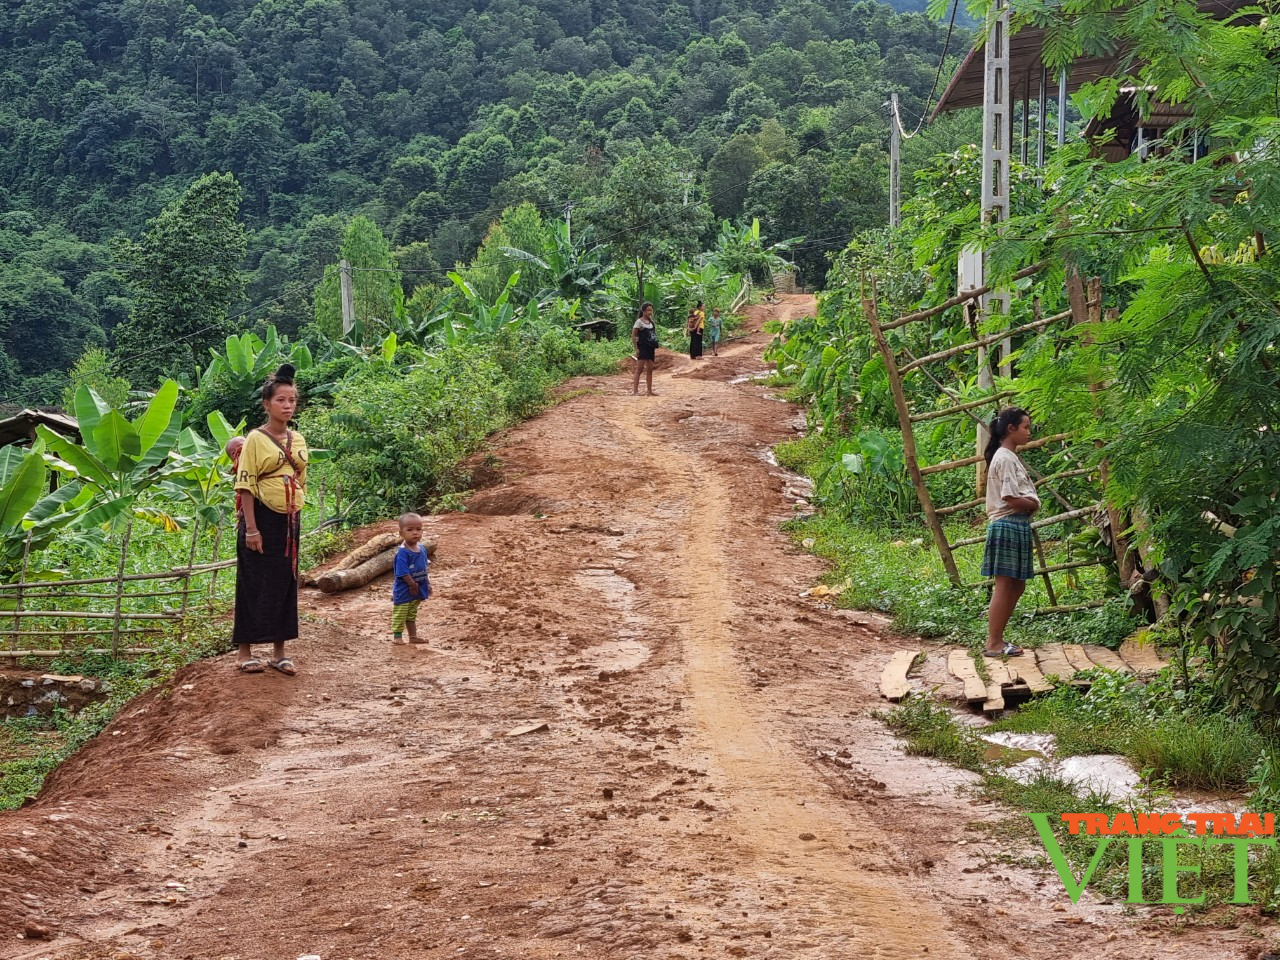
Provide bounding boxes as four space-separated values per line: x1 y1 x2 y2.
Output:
300 330 629 522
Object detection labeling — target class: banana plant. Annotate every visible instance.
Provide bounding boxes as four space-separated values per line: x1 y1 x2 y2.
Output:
420 271 526 344
203 325 313 396
0 445 90 586
157 411 246 528
708 217 799 279
500 221 610 321
37 381 187 531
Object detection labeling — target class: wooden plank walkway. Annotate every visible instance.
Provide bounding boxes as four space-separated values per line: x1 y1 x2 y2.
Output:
1119 637 1168 676
880 649 921 702
1083 644 1132 673
947 649 987 703
983 662 1015 714
884 639 1172 716
1034 644 1076 683
1062 644 1096 674
1012 658 1054 694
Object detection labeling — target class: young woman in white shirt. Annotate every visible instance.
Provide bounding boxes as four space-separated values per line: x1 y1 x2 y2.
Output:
981 407 1040 657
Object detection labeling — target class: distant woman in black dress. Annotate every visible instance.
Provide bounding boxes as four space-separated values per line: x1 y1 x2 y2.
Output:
632 302 659 396
233 364 309 675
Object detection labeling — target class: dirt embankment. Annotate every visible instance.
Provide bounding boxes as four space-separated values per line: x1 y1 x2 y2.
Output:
0 296 1260 959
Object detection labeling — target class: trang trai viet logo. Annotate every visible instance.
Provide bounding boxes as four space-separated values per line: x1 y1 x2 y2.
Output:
1030 812 1277 912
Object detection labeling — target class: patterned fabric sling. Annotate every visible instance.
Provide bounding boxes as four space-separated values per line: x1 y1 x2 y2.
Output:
254 427 304 578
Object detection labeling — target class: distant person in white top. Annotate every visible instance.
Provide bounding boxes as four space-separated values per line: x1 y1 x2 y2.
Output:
981 407 1040 658
631 301 659 396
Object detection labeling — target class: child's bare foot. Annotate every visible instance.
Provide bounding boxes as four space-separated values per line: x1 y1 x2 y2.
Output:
392 634 408 645
407 623 419 643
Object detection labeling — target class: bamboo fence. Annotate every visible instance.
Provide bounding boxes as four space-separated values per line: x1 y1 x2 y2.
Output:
863 271 1131 614
0 521 237 661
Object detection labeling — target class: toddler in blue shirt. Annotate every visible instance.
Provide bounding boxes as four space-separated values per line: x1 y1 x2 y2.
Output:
391 512 431 644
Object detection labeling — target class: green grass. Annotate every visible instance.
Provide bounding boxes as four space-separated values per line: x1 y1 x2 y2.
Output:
787 511 1138 651
881 696 1280 912
878 697 986 772
989 670 1275 792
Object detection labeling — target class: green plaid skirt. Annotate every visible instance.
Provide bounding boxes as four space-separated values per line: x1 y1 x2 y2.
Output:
981 515 1034 580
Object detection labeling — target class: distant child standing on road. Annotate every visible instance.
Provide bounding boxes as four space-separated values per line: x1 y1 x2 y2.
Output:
392 512 432 644
707 307 723 356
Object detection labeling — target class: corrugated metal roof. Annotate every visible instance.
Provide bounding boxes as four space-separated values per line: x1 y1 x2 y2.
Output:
932 0 1250 118
0 409 80 448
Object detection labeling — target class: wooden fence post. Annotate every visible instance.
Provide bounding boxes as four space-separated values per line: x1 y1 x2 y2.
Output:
208 522 225 602
10 535 30 657
111 519 133 658
1075 279 1138 586
179 518 201 634
865 290 962 586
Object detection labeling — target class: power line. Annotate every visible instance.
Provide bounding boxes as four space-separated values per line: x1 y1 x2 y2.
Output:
893 0 961 141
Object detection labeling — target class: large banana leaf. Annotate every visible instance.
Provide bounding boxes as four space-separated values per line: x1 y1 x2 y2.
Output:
135 413 183 472
92 410 141 474
0 446 28 487
206 411 243 451
0 452 46 528
225 332 248 376
77 493 133 529
26 480 84 527
136 380 179 457
37 425 113 487
74 386 111 440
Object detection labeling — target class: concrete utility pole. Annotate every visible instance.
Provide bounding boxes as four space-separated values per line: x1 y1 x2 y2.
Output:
339 259 356 338
888 93 901 229
1058 68 1068 146
564 202 574 243
976 0 1013 490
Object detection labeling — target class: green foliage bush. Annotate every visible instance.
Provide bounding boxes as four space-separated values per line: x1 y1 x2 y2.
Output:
301 330 627 521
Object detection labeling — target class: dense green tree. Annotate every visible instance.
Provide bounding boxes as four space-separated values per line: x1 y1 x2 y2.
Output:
61 346 131 412
0 0 963 398
112 172 247 385
312 215 401 343
584 143 712 305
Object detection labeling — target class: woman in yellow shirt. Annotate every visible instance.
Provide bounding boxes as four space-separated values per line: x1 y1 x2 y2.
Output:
687 301 705 359
232 363 308 675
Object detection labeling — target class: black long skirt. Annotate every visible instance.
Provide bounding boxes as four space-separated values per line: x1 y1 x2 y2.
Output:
690 331 703 358
232 498 299 647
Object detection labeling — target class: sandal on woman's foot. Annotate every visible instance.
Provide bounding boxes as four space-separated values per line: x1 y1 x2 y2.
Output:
268 658 297 676
983 643 1024 658
238 658 265 673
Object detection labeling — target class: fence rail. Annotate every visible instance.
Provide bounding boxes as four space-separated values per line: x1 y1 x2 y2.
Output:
3 525 236 660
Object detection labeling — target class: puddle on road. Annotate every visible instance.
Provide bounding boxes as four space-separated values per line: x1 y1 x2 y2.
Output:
729 370 772 385
978 730 1240 813
574 567 635 600
570 568 651 672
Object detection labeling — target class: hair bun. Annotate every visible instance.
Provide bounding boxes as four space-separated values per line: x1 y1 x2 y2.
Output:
274 363 296 382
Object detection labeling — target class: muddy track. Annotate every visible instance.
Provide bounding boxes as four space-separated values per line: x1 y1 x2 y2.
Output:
0 297 1255 959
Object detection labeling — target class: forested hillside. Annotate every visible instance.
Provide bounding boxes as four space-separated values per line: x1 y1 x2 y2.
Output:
0 0 965 403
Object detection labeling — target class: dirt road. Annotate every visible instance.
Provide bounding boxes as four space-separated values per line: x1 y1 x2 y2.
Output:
0 297 1254 959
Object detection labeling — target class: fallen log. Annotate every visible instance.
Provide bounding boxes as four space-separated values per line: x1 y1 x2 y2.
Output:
301 531 403 586
315 540 436 594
